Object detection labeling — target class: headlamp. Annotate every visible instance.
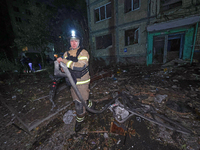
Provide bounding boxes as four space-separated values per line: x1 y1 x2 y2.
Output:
71 30 75 37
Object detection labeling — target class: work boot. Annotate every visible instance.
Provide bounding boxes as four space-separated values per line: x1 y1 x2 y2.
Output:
75 121 82 132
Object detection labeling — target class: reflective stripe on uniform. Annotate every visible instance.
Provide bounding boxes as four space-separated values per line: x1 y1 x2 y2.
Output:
76 79 90 85
78 56 88 61
67 60 73 68
76 116 84 122
88 100 93 108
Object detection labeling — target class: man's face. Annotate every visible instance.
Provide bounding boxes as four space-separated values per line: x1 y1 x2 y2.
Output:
70 39 79 49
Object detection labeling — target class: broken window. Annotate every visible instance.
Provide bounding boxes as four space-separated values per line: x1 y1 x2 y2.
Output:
13 6 19 12
96 34 112 50
15 17 22 23
160 0 182 12
125 28 139 46
94 2 111 23
124 0 139 13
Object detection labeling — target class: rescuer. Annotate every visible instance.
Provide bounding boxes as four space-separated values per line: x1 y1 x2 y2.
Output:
56 30 93 132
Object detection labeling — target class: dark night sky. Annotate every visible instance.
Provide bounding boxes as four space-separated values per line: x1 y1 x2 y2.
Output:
0 0 15 59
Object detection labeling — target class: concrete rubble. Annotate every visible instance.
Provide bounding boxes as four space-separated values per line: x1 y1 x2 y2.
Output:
0 60 200 149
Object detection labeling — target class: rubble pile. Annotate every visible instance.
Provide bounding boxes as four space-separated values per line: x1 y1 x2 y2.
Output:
0 61 200 150
86 62 200 150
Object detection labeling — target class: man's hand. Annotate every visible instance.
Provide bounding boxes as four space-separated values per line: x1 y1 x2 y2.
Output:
57 57 63 63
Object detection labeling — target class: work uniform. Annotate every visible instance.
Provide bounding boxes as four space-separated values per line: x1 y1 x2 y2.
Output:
61 46 92 124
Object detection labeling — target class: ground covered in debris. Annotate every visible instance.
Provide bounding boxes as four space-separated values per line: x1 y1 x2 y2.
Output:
0 60 200 150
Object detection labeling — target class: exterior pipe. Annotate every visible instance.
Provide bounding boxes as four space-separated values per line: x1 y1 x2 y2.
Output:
190 22 198 64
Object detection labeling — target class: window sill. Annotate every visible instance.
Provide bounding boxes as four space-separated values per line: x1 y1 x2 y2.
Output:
95 17 111 24
124 7 140 14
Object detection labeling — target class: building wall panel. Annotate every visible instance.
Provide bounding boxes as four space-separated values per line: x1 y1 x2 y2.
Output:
118 0 148 25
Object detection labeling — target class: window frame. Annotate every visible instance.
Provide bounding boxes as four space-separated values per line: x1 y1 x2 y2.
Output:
124 0 140 13
94 2 111 23
125 28 139 46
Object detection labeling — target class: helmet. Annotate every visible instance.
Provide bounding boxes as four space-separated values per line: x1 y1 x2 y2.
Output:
70 30 80 41
69 30 83 48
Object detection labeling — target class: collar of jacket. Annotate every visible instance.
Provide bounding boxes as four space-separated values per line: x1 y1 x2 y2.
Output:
70 46 80 50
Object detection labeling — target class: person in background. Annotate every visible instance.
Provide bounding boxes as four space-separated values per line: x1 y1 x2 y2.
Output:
26 56 33 72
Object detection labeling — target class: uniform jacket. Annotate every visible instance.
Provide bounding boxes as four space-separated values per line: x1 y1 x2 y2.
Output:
61 47 90 85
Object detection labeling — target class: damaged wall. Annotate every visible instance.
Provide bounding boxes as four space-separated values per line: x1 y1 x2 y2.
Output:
87 0 149 65
86 0 200 66
147 0 200 65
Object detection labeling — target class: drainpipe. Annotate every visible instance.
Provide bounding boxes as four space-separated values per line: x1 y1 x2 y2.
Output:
190 22 198 64
86 0 93 61
147 0 151 25
146 0 151 66
115 0 119 63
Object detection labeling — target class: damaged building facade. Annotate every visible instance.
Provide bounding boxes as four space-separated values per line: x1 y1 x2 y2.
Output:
86 0 200 65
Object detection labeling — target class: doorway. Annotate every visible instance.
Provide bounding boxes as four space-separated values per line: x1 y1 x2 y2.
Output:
153 33 184 64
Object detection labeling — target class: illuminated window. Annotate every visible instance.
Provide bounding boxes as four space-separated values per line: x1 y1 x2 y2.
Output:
94 2 111 23
125 0 139 13
125 28 139 46
96 34 112 50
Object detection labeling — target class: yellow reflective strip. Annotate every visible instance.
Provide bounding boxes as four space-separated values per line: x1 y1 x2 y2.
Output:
88 100 92 108
76 79 90 85
67 60 73 68
76 116 84 122
77 116 84 120
64 56 67 58
78 56 88 61
88 103 92 108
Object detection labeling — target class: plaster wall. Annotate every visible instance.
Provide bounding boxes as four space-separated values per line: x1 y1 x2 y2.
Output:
92 28 115 57
155 0 200 23
117 0 148 25
118 22 147 56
